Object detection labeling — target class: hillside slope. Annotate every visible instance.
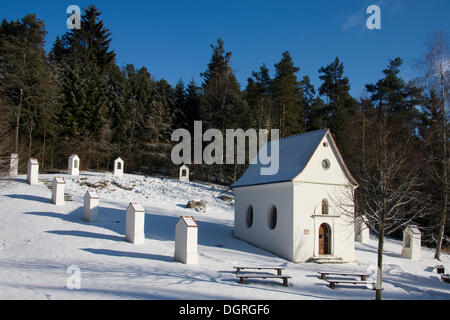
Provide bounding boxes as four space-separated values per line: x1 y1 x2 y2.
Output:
0 172 449 300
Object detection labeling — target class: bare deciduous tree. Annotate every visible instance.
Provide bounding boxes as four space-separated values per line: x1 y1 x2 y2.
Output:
0 98 13 180
417 30 450 260
333 121 431 300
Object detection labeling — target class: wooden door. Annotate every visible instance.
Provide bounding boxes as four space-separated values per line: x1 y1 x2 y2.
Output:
319 223 330 255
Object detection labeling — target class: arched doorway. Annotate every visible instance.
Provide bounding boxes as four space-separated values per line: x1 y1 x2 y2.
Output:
319 223 331 255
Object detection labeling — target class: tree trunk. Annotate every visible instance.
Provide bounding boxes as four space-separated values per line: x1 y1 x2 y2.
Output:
41 126 47 171
435 70 448 261
15 88 23 154
376 225 385 300
28 117 33 159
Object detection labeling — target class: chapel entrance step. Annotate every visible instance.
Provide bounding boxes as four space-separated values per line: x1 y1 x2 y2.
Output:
311 256 345 264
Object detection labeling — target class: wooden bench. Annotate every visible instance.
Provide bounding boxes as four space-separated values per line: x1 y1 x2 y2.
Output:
441 274 450 283
236 273 292 286
234 266 285 276
318 271 370 281
234 266 290 286
435 265 445 274
327 279 376 290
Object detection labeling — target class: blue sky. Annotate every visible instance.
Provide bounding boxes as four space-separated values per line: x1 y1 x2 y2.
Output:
2 0 449 97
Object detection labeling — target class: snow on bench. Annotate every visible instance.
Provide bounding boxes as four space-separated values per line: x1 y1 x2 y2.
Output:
234 266 285 275
236 273 292 286
317 271 370 281
234 266 290 286
326 279 376 290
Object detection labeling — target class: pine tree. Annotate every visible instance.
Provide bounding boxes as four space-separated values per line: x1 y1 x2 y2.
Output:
245 64 274 130
0 14 59 162
172 79 186 129
200 38 246 130
365 57 422 136
183 79 202 134
271 51 305 137
199 38 251 183
319 57 356 141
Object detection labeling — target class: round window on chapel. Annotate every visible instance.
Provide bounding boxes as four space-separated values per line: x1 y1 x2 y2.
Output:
246 205 254 228
268 205 277 230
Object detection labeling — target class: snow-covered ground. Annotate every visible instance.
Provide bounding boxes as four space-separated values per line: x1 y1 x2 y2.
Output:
0 171 449 300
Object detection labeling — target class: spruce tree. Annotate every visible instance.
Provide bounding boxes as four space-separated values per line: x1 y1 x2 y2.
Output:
51 5 116 168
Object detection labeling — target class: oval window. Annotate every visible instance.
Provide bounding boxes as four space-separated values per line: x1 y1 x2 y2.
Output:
246 205 254 228
268 205 277 230
322 159 331 170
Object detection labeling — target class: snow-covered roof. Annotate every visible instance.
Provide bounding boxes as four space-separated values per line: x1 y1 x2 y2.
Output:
115 157 124 163
29 158 39 165
177 216 198 227
85 190 99 199
69 154 79 159
53 177 65 184
232 129 329 188
405 225 421 235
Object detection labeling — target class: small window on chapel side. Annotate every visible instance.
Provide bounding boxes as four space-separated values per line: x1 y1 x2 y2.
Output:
246 205 254 228
268 205 277 230
322 199 329 215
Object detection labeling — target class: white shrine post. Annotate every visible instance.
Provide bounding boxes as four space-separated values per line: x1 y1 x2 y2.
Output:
114 157 124 177
174 216 198 264
401 225 422 261
51 177 65 206
83 190 100 222
27 158 39 185
179 165 189 182
10 153 18 176
68 154 80 176
355 216 370 244
125 202 145 244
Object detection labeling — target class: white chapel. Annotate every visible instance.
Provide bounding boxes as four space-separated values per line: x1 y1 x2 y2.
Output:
232 129 358 263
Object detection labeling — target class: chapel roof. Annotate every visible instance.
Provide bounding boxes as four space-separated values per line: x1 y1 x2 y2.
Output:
231 129 357 188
